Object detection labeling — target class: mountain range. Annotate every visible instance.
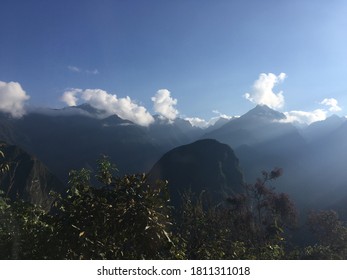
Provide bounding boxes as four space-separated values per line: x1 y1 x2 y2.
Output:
1 104 347 214
0 104 208 181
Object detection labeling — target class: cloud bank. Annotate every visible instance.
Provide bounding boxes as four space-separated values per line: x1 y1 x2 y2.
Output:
151 89 178 122
283 109 327 125
0 81 30 118
281 98 342 125
244 73 286 109
61 88 154 126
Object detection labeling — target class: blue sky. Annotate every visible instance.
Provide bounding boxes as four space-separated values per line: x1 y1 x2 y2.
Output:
0 0 347 126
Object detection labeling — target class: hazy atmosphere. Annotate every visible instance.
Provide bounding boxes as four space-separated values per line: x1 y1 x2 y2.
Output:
1 0 347 260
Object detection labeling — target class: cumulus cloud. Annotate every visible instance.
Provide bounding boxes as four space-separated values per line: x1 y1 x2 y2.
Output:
283 109 327 125
0 81 30 118
151 89 178 122
244 73 286 109
61 89 80 106
320 98 342 112
61 88 154 126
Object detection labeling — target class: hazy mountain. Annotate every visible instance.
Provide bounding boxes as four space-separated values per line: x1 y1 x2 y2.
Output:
75 103 104 116
297 119 347 208
200 105 316 210
0 142 64 210
0 110 160 182
101 114 134 127
204 105 305 171
0 105 205 183
302 114 346 142
204 105 292 148
222 107 347 213
148 139 244 206
2 103 347 215
204 117 233 133
148 115 204 148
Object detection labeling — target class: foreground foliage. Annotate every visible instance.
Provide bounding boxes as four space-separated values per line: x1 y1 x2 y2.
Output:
1 156 177 259
177 168 297 259
1 153 347 259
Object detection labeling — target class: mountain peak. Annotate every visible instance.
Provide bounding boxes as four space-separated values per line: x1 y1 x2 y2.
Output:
148 139 244 206
75 103 105 116
326 114 344 122
101 114 134 126
241 105 286 121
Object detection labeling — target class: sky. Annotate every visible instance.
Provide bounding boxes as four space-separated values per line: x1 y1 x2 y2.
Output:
0 0 347 126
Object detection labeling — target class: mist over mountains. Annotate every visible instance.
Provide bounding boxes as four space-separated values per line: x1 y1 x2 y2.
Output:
1 103 347 215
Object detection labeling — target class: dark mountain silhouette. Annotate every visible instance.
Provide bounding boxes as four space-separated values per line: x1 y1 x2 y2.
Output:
11 111 160 181
101 114 134 127
0 142 64 210
148 139 244 206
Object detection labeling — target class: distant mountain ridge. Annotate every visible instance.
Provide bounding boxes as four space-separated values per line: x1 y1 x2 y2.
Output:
204 105 296 149
0 105 205 182
1 104 347 214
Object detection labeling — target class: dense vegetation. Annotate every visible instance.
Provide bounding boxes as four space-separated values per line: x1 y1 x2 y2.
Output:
1 150 347 259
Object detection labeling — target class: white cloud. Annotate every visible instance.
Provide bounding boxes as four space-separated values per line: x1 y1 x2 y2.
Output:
0 81 30 118
282 109 327 125
68 65 81 73
320 98 342 112
185 117 209 128
212 110 234 120
151 89 178 122
244 72 286 109
280 97 342 125
86 69 99 75
68 65 99 75
61 88 154 126
61 89 80 106
185 110 235 128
